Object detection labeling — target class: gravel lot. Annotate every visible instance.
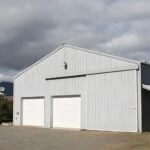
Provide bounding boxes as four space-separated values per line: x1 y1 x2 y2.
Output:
0 127 150 150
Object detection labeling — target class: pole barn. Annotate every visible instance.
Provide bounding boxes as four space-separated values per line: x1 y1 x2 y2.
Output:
13 44 150 132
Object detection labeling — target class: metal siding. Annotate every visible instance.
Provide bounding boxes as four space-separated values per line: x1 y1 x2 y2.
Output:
86 51 137 72
64 47 87 74
44 70 138 132
14 46 139 131
86 70 138 132
44 46 138 78
45 77 86 129
46 49 65 77
13 61 46 125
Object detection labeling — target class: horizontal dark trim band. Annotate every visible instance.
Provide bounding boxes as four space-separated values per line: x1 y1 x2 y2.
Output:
46 74 86 80
52 95 81 98
21 96 44 99
46 66 138 80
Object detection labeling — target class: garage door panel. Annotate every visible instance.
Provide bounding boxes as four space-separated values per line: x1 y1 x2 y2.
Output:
53 97 81 128
23 98 44 127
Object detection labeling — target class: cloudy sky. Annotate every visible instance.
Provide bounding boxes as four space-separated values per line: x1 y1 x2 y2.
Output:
0 0 150 82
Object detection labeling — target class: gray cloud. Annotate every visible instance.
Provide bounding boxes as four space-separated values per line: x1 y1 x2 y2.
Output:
0 0 150 81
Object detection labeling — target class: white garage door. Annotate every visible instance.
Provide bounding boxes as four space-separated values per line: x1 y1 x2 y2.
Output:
53 97 81 128
22 98 44 127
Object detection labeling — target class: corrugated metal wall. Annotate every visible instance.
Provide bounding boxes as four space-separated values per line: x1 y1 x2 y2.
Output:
45 46 138 77
44 70 138 132
14 45 139 132
45 77 86 128
86 70 138 132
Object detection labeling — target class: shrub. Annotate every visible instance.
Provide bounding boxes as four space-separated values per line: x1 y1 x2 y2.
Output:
0 100 13 123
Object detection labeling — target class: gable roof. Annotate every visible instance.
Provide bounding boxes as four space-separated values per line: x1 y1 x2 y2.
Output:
14 44 141 79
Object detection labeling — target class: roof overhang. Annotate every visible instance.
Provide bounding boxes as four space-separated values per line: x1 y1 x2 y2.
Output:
142 84 150 91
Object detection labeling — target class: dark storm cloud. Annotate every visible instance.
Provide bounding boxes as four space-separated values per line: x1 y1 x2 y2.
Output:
0 0 150 81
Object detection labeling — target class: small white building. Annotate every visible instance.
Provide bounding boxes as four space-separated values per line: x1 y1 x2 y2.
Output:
13 44 150 132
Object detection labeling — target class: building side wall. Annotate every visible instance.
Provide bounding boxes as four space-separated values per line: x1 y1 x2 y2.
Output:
141 63 150 85
141 63 150 132
142 89 150 131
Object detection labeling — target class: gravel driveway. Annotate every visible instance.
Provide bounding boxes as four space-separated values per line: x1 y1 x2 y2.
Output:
0 127 150 150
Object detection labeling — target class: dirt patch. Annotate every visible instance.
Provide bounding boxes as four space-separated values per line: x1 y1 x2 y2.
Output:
0 127 150 150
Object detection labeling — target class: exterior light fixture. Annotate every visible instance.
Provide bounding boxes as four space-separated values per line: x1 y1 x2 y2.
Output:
63 61 67 70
